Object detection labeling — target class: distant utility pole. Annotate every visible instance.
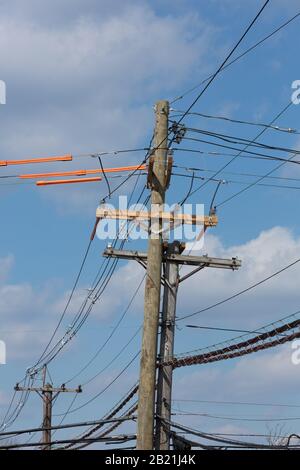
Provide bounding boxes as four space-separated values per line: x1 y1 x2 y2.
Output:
136 100 169 450
15 366 82 450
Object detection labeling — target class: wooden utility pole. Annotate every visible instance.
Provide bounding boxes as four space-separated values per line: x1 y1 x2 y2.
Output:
155 241 182 450
98 99 242 450
136 100 169 450
102 248 241 450
42 383 53 450
15 367 82 450
154 246 241 450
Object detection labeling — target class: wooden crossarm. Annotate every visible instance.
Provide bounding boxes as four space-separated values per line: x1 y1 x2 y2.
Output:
95 208 218 226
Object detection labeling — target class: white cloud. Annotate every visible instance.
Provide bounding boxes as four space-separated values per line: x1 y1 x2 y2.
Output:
0 2 220 212
207 0 300 14
3 224 297 360
0 255 14 284
172 345 300 439
0 249 144 361
0 255 74 359
229 346 298 396
1 224 300 436
174 345 300 407
88 260 145 320
166 226 300 436
0 390 8 406
178 226 300 327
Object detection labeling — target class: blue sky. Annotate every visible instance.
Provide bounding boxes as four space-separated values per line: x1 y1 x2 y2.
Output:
1 0 300 448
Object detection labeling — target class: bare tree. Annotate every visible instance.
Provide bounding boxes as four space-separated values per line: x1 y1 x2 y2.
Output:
266 424 289 447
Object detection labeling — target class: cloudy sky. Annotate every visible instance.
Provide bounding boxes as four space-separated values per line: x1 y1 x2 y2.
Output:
1 0 300 448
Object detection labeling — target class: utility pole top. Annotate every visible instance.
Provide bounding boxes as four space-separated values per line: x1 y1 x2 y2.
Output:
154 100 169 122
14 379 82 450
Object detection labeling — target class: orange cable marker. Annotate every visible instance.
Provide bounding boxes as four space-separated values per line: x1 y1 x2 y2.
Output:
0 154 72 167
19 164 147 179
36 177 102 186
22 169 88 179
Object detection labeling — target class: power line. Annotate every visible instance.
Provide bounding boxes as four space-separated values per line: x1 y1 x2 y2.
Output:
171 110 299 134
170 11 300 104
59 383 139 449
0 433 136 450
217 148 300 207
64 276 144 385
82 326 141 387
169 422 300 449
0 416 134 438
56 351 140 416
0 171 146 431
174 163 300 183
178 306 300 359
2 2 295 440
33 240 93 369
43 160 149 398
176 430 292 438
173 146 300 165
168 319 300 369
185 324 265 334
176 101 293 203
172 409 300 422
98 134 154 202
51 394 78 439
51 194 149 380
0 376 34 432
70 402 138 450
79 147 150 158
52 0 269 214
183 126 300 156
172 398 300 409
177 255 300 321
181 134 300 164
172 171 300 192
0 147 150 169
173 0 271 125
30 183 147 370
165 419 280 449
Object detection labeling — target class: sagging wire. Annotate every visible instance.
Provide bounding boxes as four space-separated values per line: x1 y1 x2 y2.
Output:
96 154 111 200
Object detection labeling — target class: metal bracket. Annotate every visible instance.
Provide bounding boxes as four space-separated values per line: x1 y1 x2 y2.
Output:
165 155 173 189
147 156 155 189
